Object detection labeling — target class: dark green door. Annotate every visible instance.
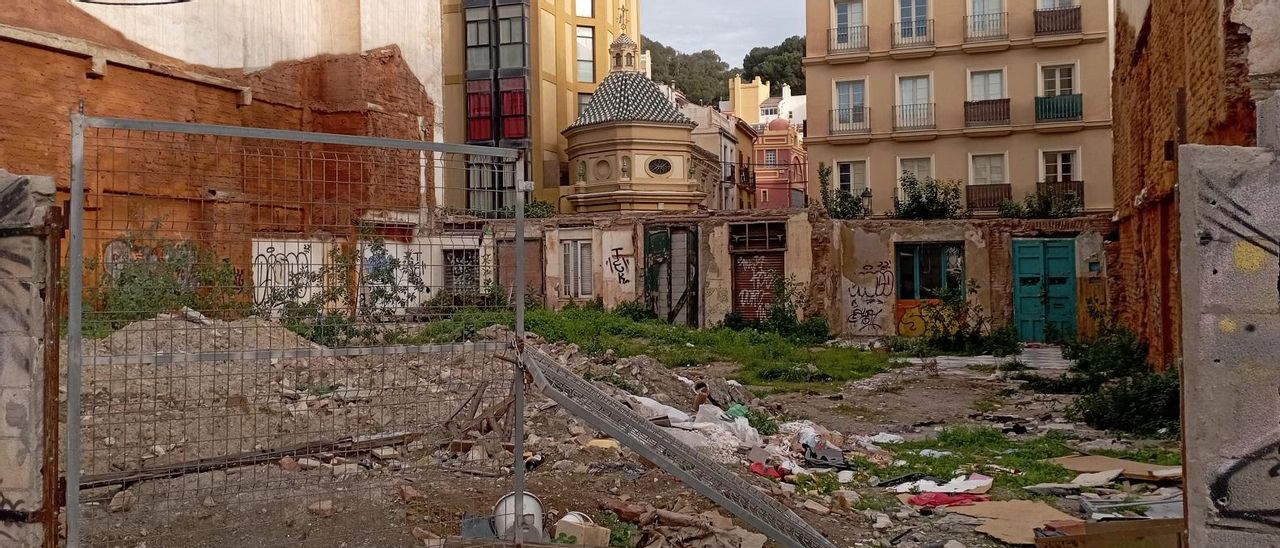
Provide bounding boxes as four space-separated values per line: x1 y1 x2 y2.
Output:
645 227 699 326
1013 239 1077 342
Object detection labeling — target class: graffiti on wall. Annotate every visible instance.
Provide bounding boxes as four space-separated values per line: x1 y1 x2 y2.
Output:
1209 438 1280 526
607 247 633 285
253 243 316 307
847 261 893 332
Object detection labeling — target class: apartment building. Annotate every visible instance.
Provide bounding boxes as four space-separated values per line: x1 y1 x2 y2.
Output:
442 0 639 210
804 0 1114 215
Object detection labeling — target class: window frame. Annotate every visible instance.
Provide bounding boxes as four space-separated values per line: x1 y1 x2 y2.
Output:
966 67 1007 101
1037 61 1080 97
895 242 965 301
496 4 528 69
465 7 493 72
575 0 594 18
1040 148 1080 183
561 239 594 299
577 93 593 117
499 77 529 140
765 149 778 166
836 159 868 193
968 152 1008 186
576 26 596 83
465 79 494 142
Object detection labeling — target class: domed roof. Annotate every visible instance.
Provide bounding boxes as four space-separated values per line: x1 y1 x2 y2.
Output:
611 33 637 48
566 71 695 131
767 118 791 130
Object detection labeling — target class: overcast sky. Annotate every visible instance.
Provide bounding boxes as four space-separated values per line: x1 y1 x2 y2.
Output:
640 0 805 68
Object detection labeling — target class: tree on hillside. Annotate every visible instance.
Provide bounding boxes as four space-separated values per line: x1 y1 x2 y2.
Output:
741 36 806 95
641 35 731 105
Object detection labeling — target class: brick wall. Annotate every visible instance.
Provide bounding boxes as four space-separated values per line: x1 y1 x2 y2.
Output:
1111 0 1257 368
0 29 435 279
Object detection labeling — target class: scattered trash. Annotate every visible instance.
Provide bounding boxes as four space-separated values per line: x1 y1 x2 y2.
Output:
1070 469 1124 488
837 470 855 484
867 433 906 445
919 449 954 458
586 439 621 451
892 474 994 495
1023 483 1081 497
905 493 991 508
1048 455 1183 482
949 501 1082 545
1034 518 1185 548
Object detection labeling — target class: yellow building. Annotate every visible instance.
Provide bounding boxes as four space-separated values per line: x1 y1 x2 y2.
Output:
441 0 640 211
804 0 1114 214
726 75 771 126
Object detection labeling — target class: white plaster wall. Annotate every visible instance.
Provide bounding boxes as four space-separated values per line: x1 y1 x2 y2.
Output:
71 0 442 103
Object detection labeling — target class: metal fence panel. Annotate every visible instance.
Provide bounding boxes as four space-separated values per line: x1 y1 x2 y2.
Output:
67 114 528 547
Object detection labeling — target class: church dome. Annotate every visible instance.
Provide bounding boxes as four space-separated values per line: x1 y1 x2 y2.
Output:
767 118 791 131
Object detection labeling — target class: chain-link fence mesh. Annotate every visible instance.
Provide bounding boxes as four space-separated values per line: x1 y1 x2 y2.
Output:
67 116 531 547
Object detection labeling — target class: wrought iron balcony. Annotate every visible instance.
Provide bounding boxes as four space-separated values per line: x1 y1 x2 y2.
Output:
1035 94 1084 122
1037 180 1085 203
1035 6 1082 35
966 184 1012 211
830 107 871 135
893 103 935 131
892 19 934 48
964 98 1011 127
965 12 1008 41
828 26 869 54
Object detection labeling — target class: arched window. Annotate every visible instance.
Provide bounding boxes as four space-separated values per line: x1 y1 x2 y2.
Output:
614 53 623 68
625 53 634 67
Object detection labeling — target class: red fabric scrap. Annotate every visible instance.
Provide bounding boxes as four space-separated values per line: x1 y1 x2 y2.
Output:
749 462 783 479
907 493 991 508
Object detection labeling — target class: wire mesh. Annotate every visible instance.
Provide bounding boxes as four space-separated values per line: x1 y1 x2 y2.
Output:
69 118 531 547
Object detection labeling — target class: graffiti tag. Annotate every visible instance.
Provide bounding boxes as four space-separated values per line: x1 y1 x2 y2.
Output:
253 244 314 306
607 247 633 285
1209 439 1280 526
847 261 893 332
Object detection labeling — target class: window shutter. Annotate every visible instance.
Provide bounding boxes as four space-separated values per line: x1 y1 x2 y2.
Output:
579 242 594 297
562 242 573 297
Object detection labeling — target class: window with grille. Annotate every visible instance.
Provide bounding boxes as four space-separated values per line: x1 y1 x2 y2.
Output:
561 240 594 298
443 249 481 293
765 149 778 166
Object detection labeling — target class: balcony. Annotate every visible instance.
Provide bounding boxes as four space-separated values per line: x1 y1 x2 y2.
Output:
1035 94 1084 125
1037 180 1085 204
830 107 871 136
828 26 869 57
965 98 1011 127
893 103 935 132
966 183 1012 212
966 13 1008 41
891 19 934 56
1035 6 1082 45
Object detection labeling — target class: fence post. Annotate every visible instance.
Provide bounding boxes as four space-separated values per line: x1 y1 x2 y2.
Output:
0 170 61 547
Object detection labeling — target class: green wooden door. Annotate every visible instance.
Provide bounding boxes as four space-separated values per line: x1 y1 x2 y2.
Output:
1013 239 1077 342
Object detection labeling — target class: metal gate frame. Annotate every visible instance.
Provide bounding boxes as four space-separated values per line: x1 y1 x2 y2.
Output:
65 113 531 546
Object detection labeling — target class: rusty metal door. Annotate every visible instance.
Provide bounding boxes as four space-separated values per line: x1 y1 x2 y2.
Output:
732 252 784 321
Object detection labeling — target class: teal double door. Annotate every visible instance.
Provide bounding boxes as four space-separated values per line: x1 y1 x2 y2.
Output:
1012 239 1077 342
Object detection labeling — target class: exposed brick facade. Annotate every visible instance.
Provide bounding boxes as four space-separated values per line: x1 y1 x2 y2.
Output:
0 15 435 278
1111 0 1257 368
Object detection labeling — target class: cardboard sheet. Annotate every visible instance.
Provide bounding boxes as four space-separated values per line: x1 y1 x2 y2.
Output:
949 500 1083 545
1048 455 1183 482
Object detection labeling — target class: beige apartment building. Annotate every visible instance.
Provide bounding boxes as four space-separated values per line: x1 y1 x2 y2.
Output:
442 0 639 210
804 0 1113 214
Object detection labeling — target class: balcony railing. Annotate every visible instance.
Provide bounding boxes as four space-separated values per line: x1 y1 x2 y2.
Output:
892 19 934 48
965 98 1011 127
966 183 1012 211
830 107 871 135
829 26 869 54
893 103 935 131
1035 6 1082 35
1035 94 1083 122
965 12 1008 41
1037 180 1085 203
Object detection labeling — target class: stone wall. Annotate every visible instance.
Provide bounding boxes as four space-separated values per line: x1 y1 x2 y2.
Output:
1180 95 1280 548
0 171 57 546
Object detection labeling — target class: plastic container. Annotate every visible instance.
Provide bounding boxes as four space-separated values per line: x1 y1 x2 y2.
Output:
493 491 544 540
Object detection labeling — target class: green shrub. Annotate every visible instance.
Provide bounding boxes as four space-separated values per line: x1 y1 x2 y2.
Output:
1069 371 1180 438
999 192 1083 219
84 225 251 335
596 512 636 547
818 162 871 219
891 173 965 220
613 299 658 322
744 409 780 436
905 283 1022 357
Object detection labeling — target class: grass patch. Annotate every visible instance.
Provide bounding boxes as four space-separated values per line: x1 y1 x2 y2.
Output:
873 426 1075 500
966 363 998 374
406 307 891 391
832 403 881 419
851 492 901 512
972 393 1005 413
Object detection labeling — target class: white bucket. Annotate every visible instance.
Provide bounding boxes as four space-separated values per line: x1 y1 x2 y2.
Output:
493 491 544 540
558 511 594 526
